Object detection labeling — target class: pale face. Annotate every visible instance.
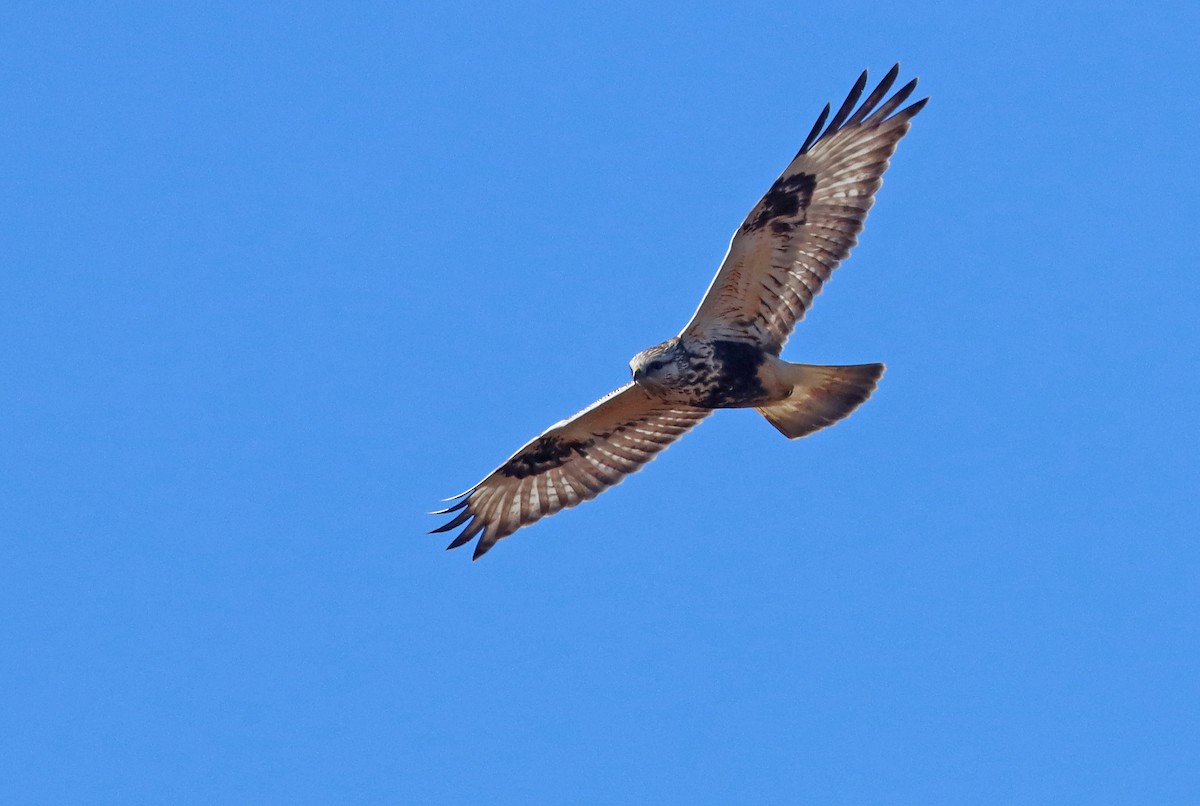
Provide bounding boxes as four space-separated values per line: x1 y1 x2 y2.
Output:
629 338 686 392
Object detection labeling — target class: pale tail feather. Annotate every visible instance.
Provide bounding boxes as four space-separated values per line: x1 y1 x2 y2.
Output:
756 363 884 439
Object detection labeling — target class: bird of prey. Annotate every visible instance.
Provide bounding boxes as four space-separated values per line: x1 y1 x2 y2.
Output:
433 65 927 559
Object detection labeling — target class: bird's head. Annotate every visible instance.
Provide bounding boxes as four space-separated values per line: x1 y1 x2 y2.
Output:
630 338 686 391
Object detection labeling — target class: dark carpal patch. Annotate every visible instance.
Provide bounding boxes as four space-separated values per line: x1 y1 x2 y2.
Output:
743 172 816 234
500 435 595 478
695 340 768 407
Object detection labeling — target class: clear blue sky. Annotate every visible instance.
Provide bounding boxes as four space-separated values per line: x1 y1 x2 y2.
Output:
3 1 1198 803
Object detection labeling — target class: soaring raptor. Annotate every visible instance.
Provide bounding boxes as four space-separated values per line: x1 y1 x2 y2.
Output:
433 65 927 559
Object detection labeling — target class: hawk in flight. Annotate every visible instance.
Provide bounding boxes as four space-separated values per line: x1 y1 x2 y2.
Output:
433 65 927 559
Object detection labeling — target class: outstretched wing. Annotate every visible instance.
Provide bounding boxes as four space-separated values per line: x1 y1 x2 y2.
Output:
431 383 710 559
681 64 927 354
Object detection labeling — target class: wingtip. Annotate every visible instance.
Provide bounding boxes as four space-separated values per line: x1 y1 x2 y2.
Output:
440 486 476 503
430 508 472 534
798 102 832 156
821 69 869 141
883 63 902 93
429 499 469 516
444 519 485 551
904 96 931 118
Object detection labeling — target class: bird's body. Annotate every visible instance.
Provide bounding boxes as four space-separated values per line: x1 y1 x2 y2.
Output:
631 337 782 408
433 65 927 559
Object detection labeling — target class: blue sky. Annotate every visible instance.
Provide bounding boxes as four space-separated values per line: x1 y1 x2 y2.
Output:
3 1 1198 803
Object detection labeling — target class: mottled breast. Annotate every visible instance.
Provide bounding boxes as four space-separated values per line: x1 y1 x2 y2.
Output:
678 339 772 409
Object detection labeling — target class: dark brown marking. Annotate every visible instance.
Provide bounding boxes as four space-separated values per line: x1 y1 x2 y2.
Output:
695 340 768 407
743 172 816 234
500 435 595 479
593 425 627 440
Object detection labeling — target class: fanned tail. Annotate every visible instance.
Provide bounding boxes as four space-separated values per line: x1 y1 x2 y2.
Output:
756 363 884 439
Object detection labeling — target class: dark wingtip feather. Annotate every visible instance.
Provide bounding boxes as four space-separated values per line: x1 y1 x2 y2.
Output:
866 77 920 123
899 96 930 120
446 519 484 550
821 69 868 140
802 65 925 153
445 534 472 550
429 499 469 516
847 63 901 126
472 538 496 561
430 508 472 534
798 102 831 156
